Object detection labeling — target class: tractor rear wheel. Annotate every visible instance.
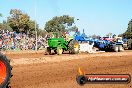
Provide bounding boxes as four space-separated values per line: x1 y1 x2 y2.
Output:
57 47 63 55
0 54 12 88
68 40 79 54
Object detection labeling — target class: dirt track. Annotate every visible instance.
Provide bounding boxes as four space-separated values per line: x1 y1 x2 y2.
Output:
5 50 132 88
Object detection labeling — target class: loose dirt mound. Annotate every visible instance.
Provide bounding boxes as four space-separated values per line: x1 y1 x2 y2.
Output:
5 50 132 88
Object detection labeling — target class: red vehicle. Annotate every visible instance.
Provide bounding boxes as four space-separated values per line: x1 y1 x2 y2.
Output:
0 53 12 88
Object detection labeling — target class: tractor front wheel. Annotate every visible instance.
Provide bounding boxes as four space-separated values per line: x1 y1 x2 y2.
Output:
57 47 63 55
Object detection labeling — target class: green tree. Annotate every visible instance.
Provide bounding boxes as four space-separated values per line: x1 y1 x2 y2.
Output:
119 19 132 39
0 13 2 17
7 9 38 34
0 21 13 31
0 13 12 31
27 20 39 35
44 15 75 36
37 29 47 37
68 26 78 32
125 19 132 38
106 33 113 37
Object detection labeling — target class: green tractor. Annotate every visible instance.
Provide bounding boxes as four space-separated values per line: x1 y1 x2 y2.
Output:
45 37 79 55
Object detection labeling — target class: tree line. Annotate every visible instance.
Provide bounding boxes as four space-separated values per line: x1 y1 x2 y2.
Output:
0 9 77 37
0 9 132 38
119 19 132 39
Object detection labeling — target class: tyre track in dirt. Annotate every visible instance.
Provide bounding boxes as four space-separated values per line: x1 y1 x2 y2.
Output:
6 51 132 66
6 50 132 88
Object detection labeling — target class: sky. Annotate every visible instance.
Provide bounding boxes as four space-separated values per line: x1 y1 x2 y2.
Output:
0 0 132 36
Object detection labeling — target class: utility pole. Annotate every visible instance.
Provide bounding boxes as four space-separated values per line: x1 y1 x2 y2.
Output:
34 0 37 51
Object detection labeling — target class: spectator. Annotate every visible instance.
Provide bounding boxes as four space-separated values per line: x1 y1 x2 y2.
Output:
0 30 47 51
